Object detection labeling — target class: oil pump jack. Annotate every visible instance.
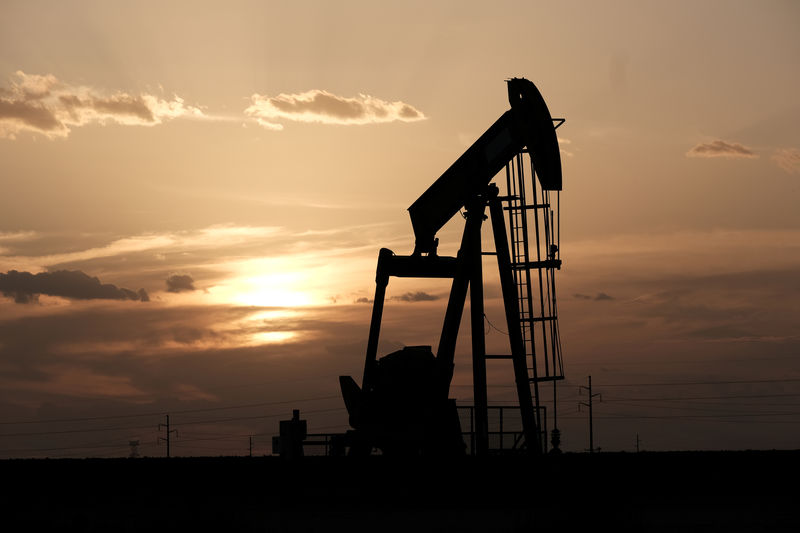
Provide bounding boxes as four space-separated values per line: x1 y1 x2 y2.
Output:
340 78 565 456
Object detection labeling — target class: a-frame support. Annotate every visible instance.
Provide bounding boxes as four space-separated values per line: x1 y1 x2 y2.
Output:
354 183 541 455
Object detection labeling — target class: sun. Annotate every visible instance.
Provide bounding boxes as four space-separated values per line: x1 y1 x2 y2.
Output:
211 271 314 308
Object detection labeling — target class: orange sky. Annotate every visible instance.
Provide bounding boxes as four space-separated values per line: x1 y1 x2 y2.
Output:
1 0 799 457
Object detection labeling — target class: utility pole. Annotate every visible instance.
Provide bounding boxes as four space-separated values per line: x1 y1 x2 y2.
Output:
249 435 254 457
636 433 641 453
158 415 178 458
579 375 601 453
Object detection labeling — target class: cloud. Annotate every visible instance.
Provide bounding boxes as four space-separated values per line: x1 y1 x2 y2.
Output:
244 89 425 130
354 292 438 304
0 71 203 139
0 231 38 242
166 273 196 293
686 140 758 159
0 270 148 303
0 301 374 457
573 292 615 301
772 148 800 174
0 222 386 314
0 228 798 455
557 136 573 157
390 291 439 302
0 224 283 274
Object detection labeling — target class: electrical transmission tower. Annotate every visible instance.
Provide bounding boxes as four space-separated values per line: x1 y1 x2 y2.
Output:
579 375 602 453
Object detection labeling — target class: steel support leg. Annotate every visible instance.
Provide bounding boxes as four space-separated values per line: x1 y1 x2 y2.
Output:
362 248 393 392
469 210 488 456
436 198 487 394
489 191 541 454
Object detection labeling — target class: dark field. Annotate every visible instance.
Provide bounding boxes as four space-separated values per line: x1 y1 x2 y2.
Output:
2 451 797 532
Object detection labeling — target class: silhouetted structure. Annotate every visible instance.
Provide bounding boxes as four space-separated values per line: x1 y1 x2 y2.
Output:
128 440 140 459
158 415 177 458
549 428 562 454
291 404 543 456
273 409 307 459
579 375 602 452
340 78 566 456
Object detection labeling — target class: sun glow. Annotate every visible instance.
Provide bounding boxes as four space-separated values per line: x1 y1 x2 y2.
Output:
249 331 299 344
210 271 314 308
247 309 299 322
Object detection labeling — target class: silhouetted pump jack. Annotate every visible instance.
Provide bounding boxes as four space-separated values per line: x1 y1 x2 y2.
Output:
340 78 565 456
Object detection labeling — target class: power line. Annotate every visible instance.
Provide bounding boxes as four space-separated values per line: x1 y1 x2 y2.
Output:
603 392 800 401
483 313 508 336
0 423 155 438
201 373 340 392
597 378 800 387
0 440 155 454
174 430 248 438
562 411 800 420
607 400 800 416
0 394 340 426
170 407 344 427
0 406 345 438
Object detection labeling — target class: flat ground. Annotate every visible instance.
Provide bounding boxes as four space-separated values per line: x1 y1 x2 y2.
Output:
2 451 797 532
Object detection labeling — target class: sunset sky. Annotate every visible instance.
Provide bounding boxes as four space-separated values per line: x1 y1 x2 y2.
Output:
1 0 799 457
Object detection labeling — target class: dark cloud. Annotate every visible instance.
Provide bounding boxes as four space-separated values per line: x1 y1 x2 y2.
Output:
573 292 614 301
166 273 196 293
0 270 148 303
245 89 425 130
686 140 758 159
0 98 62 132
685 324 760 340
571 268 800 354
399 104 421 119
356 292 438 304
270 91 362 119
390 291 439 302
0 301 374 458
59 93 156 123
0 263 798 456
90 94 155 122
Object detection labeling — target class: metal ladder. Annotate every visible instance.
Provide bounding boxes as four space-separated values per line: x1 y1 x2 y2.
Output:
502 151 565 448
